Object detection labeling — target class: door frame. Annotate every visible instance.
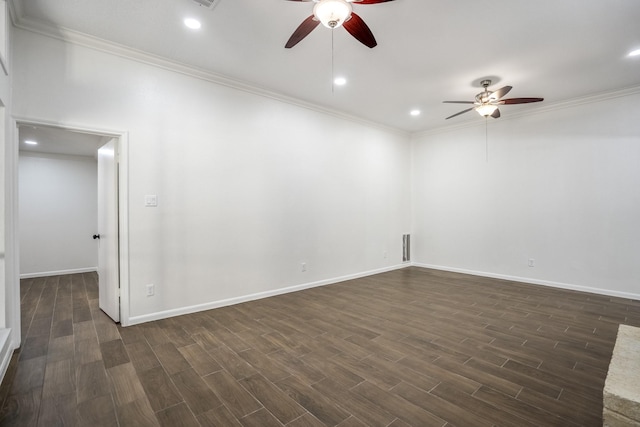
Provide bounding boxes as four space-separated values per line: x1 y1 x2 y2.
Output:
9 117 131 344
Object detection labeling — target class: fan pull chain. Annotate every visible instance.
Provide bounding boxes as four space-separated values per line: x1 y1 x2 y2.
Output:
485 117 489 163
331 30 335 93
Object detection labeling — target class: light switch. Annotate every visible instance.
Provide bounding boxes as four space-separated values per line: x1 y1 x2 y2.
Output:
145 195 157 207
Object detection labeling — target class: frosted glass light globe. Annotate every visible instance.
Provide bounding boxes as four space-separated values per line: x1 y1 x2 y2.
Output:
313 0 352 29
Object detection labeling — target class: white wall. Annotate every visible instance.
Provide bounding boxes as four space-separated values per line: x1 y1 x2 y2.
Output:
19 152 98 276
412 91 640 299
12 28 412 323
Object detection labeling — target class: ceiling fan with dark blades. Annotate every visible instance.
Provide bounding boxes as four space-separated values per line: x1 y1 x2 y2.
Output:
444 80 544 120
284 0 395 49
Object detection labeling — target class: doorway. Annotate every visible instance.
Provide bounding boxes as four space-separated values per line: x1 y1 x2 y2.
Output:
14 121 129 331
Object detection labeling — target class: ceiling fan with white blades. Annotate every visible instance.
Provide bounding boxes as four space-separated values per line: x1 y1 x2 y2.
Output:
284 0 395 49
443 80 544 120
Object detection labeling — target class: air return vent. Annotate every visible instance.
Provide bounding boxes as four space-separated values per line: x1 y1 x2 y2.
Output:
191 0 220 10
402 234 410 262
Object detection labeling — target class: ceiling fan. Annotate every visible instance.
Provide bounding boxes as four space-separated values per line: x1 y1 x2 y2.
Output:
443 80 544 120
284 0 395 49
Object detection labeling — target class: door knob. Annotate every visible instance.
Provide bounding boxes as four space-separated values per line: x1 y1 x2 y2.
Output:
93 234 100 240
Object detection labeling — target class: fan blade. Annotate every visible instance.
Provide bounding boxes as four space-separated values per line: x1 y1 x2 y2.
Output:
343 12 377 48
491 108 501 119
445 107 474 120
490 85 512 100
353 0 396 3
443 101 475 104
285 15 320 48
498 97 544 104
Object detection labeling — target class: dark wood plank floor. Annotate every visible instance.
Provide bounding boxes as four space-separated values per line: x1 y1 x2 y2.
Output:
1 267 639 426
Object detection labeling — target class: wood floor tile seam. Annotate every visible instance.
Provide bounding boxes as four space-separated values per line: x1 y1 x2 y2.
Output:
471 357 563 399
430 358 521 398
544 342 612 369
512 390 586 427
394 380 497 427
354 380 448 427
148 345 221 414
320 381 397 425
519 359 607 393
222 392 266 418
474 378 592 427
238 404 284 425
398 356 482 396
470 386 560 427
544 328 615 348
153 399 199 417
280 411 310 426
21 286 46 338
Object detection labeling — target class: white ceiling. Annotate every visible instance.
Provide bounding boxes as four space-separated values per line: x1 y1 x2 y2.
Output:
19 125 107 157
10 0 640 133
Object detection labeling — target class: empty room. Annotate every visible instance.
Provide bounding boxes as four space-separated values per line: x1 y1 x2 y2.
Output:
0 0 639 426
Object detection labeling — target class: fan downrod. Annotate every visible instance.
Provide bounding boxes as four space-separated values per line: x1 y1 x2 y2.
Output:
476 80 494 104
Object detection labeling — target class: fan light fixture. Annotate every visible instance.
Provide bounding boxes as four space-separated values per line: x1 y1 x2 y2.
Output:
285 0 389 49
476 104 498 117
313 0 352 29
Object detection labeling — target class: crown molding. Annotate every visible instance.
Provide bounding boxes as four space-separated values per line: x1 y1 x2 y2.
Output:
10 11 409 138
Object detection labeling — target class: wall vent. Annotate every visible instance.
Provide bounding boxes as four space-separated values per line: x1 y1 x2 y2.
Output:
402 234 411 262
191 0 220 10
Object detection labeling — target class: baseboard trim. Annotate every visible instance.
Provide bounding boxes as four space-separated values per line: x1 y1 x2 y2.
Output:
127 263 411 326
0 329 14 386
20 267 97 279
413 262 640 301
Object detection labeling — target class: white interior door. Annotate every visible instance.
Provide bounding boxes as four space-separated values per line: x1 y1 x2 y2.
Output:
97 138 120 322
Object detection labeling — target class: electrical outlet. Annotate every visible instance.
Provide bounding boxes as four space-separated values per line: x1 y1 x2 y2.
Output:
146 284 155 296
301 262 307 272
528 258 535 267
144 195 157 207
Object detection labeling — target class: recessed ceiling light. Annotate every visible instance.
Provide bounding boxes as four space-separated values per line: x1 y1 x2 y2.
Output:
628 48 640 57
410 110 421 116
184 18 202 30
24 140 38 145
334 77 347 86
